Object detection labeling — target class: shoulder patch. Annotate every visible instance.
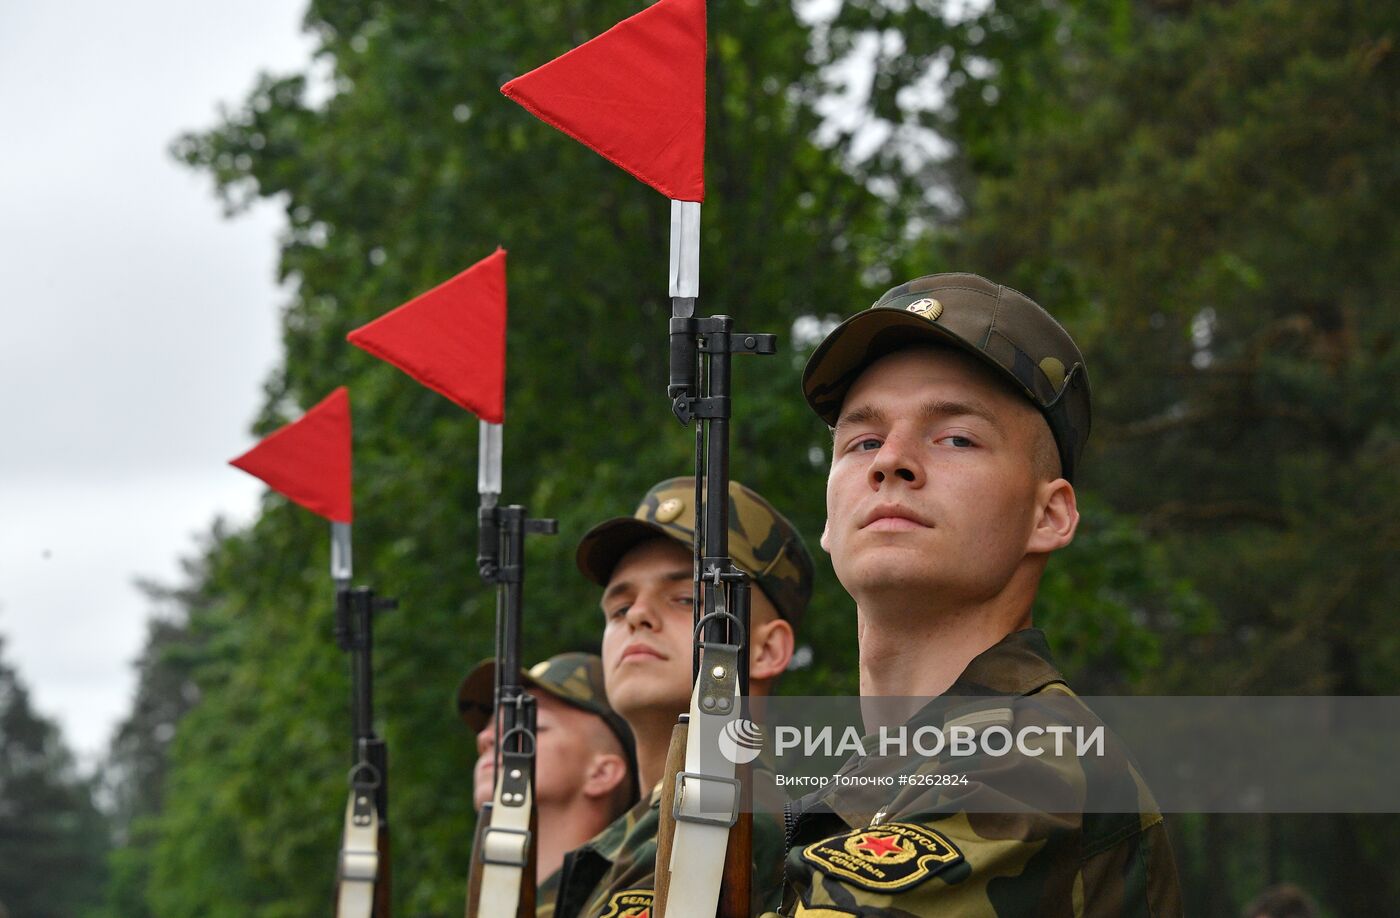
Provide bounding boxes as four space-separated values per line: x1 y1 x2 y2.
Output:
800 821 963 893
599 887 653 918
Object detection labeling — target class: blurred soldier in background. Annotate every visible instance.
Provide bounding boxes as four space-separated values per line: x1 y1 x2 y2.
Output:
553 477 815 918
459 652 638 916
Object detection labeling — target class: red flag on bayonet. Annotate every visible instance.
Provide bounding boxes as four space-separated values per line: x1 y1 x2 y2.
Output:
501 0 706 202
230 387 353 523
346 248 508 423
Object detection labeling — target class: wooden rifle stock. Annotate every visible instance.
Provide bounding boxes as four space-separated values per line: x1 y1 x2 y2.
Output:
718 771 751 918
652 720 688 917
464 804 487 918
374 823 392 918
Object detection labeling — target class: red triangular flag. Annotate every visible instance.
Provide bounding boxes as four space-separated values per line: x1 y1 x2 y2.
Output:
230 387 353 523
501 0 706 202
346 248 507 423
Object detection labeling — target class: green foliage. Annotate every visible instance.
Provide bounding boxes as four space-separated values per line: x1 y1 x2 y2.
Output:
0 636 109 918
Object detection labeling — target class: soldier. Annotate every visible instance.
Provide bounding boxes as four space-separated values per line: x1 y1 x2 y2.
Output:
459 652 639 916
763 273 1181 916
553 477 815 918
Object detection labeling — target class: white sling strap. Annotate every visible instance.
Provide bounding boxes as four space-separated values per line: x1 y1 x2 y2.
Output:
336 787 379 918
661 643 742 918
476 754 533 917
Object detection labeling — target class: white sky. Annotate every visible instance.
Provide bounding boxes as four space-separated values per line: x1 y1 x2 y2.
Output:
0 0 317 763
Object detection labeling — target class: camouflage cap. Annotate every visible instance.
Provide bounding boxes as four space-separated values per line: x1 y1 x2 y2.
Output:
575 477 814 630
457 652 639 802
802 273 1092 481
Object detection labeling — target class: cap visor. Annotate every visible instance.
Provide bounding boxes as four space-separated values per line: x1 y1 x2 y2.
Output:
803 308 1032 426
456 659 497 731
576 517 687 586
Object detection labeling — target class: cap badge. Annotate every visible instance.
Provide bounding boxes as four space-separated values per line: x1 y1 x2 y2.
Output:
655 497 685 523
1038 356 1066 390
905 298 943 321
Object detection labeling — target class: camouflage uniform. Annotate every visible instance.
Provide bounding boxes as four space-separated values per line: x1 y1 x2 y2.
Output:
536 868 563 918
561 476 817 917
763 629 1181 917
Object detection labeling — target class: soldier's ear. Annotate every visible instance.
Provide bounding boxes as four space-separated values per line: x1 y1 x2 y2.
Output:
749 616 794 682
582 752 628 801
819 518 831 553
1026 479 1078 554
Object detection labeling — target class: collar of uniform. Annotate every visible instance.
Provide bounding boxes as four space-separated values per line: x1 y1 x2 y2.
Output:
537 866 562 914
589 787 659 863
894 628 1064 734
552 792 660 917
795 628 1065 831
948 627 1063 696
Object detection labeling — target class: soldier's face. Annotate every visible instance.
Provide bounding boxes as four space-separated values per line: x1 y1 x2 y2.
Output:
599 538 697 722
473 692 600 811
822 347 1046 607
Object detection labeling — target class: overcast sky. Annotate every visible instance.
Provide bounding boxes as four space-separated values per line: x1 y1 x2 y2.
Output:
0 0 316 762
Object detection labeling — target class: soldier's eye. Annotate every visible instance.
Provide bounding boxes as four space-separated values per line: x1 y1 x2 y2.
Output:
606 604 629 620
941 435 974 448
853 437 881 452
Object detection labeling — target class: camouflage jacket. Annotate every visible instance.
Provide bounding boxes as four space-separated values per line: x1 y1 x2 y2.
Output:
554 777 787 918
537 867 561 918
764 629 1182 917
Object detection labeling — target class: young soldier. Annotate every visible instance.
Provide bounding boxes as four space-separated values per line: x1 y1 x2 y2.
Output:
553 477 815 918
765 274 1181 916
460 652 638 916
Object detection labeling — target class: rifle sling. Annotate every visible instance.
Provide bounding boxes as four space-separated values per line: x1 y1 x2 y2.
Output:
661 642 742 918
337 787 380 917
477 751 534 917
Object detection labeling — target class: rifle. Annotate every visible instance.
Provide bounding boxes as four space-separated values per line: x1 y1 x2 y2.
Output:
465 420 557 918
652 205 776 918
332 521 396 918
497 3 769 911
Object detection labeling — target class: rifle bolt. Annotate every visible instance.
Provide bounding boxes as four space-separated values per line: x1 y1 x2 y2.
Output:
712 665 727 679
358 796 368 806
510 769 522 779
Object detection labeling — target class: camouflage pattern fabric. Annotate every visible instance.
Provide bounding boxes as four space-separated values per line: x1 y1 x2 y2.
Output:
537 867 561 918
553 780 787 918
801 273 1092 482
763 630 1182 917
575 476 814 628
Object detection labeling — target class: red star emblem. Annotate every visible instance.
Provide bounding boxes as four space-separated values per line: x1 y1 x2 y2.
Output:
855 832 904 859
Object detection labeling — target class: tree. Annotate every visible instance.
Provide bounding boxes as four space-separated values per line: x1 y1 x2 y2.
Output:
99 564 213 918
0 635 108 917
